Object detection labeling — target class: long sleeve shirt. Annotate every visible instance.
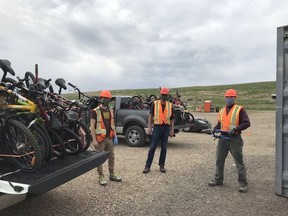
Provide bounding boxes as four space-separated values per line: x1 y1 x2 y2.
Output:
213 104 251 133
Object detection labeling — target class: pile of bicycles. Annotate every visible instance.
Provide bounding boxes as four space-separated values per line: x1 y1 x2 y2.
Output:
128 89 194 126
0 59 97 173
127 94 158 109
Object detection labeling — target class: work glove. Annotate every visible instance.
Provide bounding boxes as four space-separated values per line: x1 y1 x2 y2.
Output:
229 127 238 135
113 135 118 146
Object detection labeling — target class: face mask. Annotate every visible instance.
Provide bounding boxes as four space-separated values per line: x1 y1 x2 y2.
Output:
101 98 111 106
161 95 168 101
225 97 235 106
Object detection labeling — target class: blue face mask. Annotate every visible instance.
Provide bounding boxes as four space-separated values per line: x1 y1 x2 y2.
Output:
225 97 235 106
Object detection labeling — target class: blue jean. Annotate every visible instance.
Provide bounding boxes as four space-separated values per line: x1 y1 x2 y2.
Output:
145 125 170 168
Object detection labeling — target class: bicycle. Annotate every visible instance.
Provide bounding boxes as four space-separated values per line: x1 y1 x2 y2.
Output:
68 82 102 151
0 88 42 172
0 76 66 161
22 73 84 156
0 65 54 162
28 77 82 155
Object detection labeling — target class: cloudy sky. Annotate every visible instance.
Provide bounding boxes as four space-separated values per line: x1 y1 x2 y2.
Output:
0 0 286 92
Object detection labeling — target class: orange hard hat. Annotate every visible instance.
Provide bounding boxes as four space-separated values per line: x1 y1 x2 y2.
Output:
160 87 169 95
99 90 112 98
224 89 237 97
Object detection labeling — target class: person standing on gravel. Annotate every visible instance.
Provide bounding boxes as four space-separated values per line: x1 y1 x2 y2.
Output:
208 89 251 192
143 87 174 174
90 90 122 186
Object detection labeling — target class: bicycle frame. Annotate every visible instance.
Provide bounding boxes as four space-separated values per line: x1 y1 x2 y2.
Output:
0 86 38 113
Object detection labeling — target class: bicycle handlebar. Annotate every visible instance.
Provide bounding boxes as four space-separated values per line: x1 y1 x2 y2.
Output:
68 82 76 88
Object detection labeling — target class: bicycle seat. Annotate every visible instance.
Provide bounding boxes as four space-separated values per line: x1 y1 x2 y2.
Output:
0 59 15 76
55 78 67 90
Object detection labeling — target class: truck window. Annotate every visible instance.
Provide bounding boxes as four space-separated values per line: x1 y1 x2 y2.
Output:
120 97 130 109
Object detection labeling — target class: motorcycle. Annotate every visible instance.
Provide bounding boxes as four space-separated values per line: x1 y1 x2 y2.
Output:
183 116 212 133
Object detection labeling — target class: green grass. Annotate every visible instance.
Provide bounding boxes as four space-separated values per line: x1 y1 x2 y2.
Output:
64 81 276 111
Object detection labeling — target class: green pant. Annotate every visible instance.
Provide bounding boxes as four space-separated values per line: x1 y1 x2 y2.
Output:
214 135 247 186
96 138 115 176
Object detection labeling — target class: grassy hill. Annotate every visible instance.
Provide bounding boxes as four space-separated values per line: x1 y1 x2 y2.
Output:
64 81 276 111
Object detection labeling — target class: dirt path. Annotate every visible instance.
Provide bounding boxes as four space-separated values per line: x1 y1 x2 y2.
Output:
2 110 288 216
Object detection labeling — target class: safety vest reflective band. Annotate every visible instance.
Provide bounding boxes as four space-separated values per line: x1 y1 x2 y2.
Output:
93 106 115 142
153 100 172 125
218 104 242 131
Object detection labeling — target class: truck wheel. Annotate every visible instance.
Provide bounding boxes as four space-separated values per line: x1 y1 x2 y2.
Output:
125 126 145 147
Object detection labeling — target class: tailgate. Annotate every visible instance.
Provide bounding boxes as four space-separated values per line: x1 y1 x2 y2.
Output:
0 151 109 195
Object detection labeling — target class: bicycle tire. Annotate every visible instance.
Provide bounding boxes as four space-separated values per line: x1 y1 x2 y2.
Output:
30 123 51 162
68 120 91 152
47 128 66 159
35 122 54 161
2 119 42 172
60 127 83 155
24 71 36 88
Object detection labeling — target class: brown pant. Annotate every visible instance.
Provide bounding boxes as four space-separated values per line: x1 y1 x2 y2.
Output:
97 137 115 176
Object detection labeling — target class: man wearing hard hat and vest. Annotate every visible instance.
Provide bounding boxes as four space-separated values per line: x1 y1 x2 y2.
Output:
90 90 122 186
143 87 174 174
208 89 251 193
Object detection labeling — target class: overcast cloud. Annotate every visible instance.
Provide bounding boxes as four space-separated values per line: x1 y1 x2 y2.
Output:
0 0 286 92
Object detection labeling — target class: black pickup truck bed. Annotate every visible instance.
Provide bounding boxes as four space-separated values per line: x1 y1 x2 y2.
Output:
0 151 109 195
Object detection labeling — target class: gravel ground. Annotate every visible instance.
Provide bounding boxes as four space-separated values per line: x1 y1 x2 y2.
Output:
2 110 288 216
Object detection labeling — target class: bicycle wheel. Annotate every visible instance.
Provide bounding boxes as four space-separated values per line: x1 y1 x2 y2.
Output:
30 123 51 162
59 127 83 155
35 122 54 161
68 120 91 152
47 128 66 159
2 119 42 172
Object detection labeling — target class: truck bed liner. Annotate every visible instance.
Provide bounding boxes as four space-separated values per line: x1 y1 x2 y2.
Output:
0 150 109 194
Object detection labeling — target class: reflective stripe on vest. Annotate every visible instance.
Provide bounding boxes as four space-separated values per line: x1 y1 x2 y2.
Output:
218 104 242 131
153 100 172 125
93 107 115 142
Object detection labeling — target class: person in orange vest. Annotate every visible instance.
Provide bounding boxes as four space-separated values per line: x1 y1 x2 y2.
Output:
143 87 175 174
90 90 122 186
208 89 251 192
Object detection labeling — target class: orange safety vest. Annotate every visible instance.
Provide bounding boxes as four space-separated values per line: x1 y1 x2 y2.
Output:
218 104 242 131
153 100 172 125
93 106 115 143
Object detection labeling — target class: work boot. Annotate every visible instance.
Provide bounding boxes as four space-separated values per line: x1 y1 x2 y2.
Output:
208 179 223 187
143 166 150 174
109 172 122 182
159 165 166 173
238 185 248 193
99 175 107 186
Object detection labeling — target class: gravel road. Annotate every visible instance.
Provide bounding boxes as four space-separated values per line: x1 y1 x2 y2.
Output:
1 110 288 216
